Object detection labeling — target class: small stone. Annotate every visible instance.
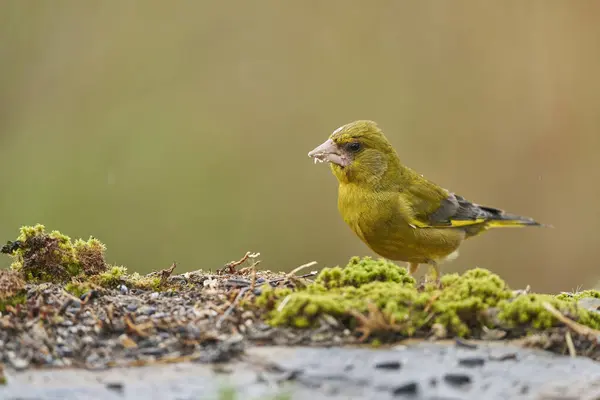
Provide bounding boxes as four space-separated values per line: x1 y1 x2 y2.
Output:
139 306 156 315
458 357 485 367
391 381 419 396
140 347 166 356
150 292 159 300
444 373 472 387
375 360 402 370
105 382 124 393
119 285 129 295
80 290 99 301
82 336 95 345
489 352 518 362
7 353 30 371
126 303 138 312
455 338 478 349
58 346 74 357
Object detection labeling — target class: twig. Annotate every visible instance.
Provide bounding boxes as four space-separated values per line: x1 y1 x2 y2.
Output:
542 302 600 341
159 262 177 286
268 271 318 286
218 252 260 275
276 295 291 313
216 287 249 329
124 314 153 337
565 331 576 358
348 302 404 342
250 268 257 292
287 261 317 278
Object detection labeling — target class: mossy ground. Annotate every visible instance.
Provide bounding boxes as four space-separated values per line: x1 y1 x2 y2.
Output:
1 224 170 298
2 224 600 359
253 256 600 341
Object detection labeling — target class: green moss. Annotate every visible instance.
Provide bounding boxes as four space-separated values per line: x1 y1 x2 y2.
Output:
254 257 600 340
126 272 162 291
315 256 415 289
0 269 26 311
555 289 600 302
73 237 107 275
89 266 162 291
65 280 93 298
93 266 128 288
5 224 108 283
498 293 600 330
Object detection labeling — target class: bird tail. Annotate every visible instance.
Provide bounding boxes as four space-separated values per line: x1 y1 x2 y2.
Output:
481 206 549 228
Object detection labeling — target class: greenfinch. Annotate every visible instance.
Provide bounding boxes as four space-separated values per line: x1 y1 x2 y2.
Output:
308 120 544 281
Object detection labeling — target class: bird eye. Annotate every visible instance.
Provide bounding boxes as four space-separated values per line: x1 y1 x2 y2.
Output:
347 142 361 152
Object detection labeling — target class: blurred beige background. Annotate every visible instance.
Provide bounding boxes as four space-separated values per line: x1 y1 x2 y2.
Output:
1 1 599 292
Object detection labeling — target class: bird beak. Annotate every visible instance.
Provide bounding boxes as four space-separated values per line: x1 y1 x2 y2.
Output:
308 139 349 167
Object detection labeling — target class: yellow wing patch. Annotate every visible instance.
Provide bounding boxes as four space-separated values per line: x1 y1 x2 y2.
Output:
408 217 486 229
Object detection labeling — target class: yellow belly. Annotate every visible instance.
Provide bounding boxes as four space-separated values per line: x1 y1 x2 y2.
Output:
338 185 465 264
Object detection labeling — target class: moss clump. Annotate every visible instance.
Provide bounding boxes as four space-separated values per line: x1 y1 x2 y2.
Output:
0 269 26 311
89 266 161 292
73 237 107 276
555 290 600 302
497 293 600 330
92 265 128 288
64 280 94 298
255 257 600 339
315 256 415 289
5 224 108 283
126 272 162 291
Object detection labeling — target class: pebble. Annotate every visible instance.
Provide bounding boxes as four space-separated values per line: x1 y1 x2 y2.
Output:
105 382 124 393
7 352 30 370
119 285 129 295
138 306 156 316
374 360 402 370
126 303 138 312
444 373 472 387
458 357 486 367
391 381 419 396
150 292 159 300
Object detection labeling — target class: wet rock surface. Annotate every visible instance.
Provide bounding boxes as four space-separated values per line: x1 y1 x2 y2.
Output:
3 342 600 400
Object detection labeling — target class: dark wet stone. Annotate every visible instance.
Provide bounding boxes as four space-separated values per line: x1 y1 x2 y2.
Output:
489 352 518 362
66 307 81 314
455 338 478 349
138 306 156 315
391 381 419 396
105 382 124 393
374 360 402 370
458 357 486 367
80 290 99 301
57 346 73 358
140 347 167 356
444 373 472 386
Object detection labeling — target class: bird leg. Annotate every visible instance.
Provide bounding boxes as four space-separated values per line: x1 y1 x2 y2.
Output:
408 262 419 276
427 261 441 287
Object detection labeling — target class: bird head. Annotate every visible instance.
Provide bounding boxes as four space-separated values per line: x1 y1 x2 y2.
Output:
308 120 400 185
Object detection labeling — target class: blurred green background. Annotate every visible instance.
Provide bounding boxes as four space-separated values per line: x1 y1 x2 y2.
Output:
1 1 599 292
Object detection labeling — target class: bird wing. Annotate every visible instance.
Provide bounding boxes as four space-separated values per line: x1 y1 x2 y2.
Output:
407 191 492 229
397 170 495 229
395 167 540 230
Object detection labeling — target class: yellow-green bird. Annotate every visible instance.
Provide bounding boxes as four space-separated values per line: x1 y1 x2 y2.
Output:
308 120 544 281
